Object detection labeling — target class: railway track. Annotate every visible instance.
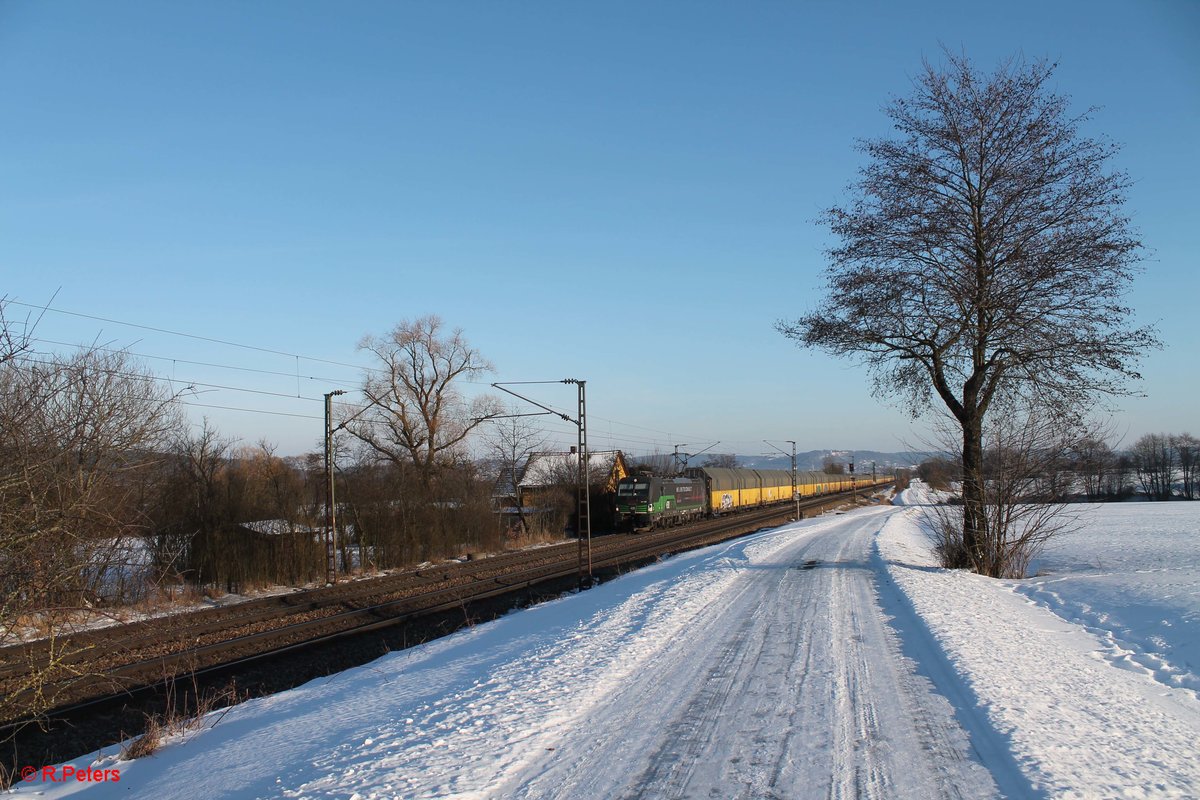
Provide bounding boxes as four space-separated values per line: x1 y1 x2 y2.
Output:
0 488 887 781
0 541 582 687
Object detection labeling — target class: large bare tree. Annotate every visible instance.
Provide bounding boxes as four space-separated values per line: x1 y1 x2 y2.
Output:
350 316 499 483
777 52 1158 575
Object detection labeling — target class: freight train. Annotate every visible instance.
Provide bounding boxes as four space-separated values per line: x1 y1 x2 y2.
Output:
614 466 891 532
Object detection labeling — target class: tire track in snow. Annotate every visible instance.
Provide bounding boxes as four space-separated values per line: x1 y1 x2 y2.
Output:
617 598 759 798
504 509 999 800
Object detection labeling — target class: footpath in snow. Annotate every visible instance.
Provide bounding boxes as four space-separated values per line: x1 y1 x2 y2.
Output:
10 490 1200 798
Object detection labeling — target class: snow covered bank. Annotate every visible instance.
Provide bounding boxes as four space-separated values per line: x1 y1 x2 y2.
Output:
6 521 815 798
879 490 1200 797
12 512 995 799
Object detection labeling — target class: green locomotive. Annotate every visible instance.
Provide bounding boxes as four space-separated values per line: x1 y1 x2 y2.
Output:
614 475 706 532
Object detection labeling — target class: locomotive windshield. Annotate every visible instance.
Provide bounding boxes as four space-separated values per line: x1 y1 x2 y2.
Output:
617 481 650 499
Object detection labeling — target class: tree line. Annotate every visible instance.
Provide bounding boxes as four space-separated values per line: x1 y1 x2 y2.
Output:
915 431 1199 502
0 309 569 645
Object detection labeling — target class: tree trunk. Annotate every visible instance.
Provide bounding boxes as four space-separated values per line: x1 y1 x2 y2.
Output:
960 415 987 574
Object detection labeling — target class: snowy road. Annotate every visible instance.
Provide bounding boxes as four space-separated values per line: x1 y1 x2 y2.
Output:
496 507 995 800
15 506 1009 799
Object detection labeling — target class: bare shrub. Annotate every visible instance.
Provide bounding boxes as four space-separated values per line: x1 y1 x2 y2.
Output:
925 408 1083 578
120 673 241 760
1 304 186 723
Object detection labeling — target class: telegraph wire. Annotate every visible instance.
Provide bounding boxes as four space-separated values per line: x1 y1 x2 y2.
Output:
15 352 331 404
8 299 488 385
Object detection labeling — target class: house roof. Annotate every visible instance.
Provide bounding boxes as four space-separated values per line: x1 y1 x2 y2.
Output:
238 519 317 536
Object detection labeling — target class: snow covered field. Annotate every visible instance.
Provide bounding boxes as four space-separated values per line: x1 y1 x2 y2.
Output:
884 487 1200 798
10 489 1199 798
1017 503 1199 696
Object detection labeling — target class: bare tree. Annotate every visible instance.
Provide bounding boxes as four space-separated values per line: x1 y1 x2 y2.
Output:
1105 451 1136 499
340 318 504 565
777 51 1158 576
1171 433 1198 500
349 316 499 484
701 453 739 469
1070 436 1115 501
0 297 36 366
822 457 846 475
484 407 548 537
627 452 674 475
1 338 185 723
1132 433 1175 500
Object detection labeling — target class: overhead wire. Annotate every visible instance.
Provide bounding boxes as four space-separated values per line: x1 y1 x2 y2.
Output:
14 351 330 404
8 299 727 451
8 299 491 386
182 401 324 421
8 299 351 368
28 336 359 388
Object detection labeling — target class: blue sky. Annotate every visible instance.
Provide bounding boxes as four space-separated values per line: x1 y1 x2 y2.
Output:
2 1 1197 458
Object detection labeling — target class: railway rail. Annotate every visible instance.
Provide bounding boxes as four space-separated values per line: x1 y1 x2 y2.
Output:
0 543 581 687
0 486 888 782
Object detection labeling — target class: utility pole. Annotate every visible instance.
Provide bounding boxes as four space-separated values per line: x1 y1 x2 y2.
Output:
850 457 857 506
492 379 592 585
791 440 799 519
564 378 591 583
764 440 799 520
324 389 346 585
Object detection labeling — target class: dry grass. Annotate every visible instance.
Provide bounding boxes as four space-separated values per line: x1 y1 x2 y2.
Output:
502 525 567 552
120 716 165 759
119 680 241 760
